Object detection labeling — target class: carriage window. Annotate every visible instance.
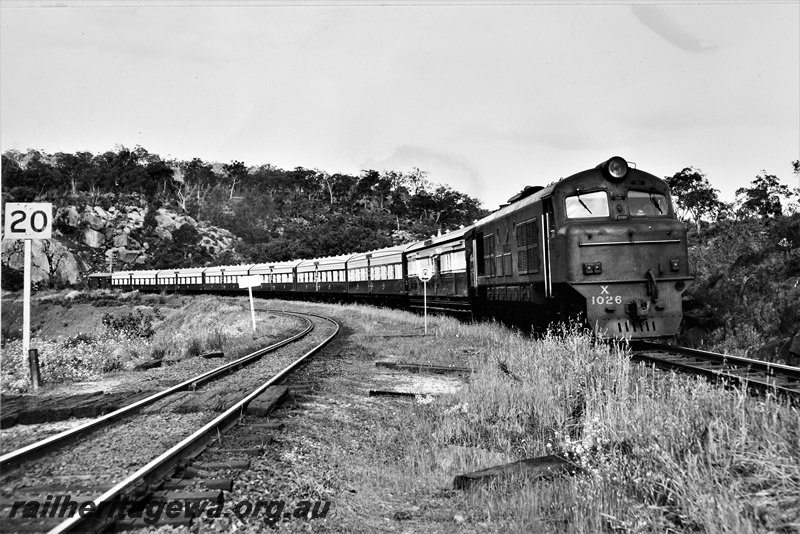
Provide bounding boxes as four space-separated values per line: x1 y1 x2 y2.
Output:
483 235 496 277
629 191 668 217
565 191 610 218
451 253 466 272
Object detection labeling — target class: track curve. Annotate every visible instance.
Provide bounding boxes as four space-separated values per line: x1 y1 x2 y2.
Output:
0 311 313 472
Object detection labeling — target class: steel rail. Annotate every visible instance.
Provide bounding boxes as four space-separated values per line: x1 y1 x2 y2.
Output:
630 341 800 399
47 311 339 534
632 341 800 380
0 312 313 472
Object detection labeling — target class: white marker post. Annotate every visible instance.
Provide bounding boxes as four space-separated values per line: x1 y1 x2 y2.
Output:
3 203 53 391
238 275 263 333
418 266 433 335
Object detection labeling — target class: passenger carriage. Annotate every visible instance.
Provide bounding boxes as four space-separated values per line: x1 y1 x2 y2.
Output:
347 245 411 304
256 260 301 295
296 255 351 296
405 227 471 312
175 267 207 291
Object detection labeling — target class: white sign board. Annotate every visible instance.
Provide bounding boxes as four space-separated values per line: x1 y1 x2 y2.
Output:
3 203 53 240
238 275 262 332
418 267 432 282
238 275 262 289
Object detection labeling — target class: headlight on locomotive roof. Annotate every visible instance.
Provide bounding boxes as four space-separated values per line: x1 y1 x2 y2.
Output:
604 156 628 182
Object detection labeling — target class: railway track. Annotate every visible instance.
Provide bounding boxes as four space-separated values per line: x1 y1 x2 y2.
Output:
1 311 339 534
630 341 800 400
0 311 313 470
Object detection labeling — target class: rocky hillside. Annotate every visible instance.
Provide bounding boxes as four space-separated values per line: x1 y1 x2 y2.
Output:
1 203 237 288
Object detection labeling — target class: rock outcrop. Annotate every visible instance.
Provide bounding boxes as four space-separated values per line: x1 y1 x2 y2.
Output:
1 239 82 285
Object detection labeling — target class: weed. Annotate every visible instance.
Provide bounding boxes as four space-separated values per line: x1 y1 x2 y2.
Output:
186 336 204 358
63 332 95 348
101 309 160 339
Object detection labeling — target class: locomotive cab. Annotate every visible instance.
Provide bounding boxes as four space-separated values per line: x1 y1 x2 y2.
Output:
550 157 693 338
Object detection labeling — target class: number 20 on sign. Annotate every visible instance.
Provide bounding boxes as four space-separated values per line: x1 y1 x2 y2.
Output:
4 203 53 239
3 202 53 392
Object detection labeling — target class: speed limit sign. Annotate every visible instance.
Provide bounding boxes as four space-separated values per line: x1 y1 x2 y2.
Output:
3 203 53 240
419 267 432 282
3 202 53 392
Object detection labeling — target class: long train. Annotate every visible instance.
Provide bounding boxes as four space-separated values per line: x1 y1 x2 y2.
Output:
90 157 693 339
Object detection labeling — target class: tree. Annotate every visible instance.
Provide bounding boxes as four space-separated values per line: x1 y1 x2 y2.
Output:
147 223 213 268
54 151 94 196
223 160 248 199
172 158 219 218
664 167 722 233
736 172 794 218
330 173 358 209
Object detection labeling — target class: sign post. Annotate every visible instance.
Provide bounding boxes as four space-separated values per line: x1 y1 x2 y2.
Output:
3 202 53 392
238 275 263 333
418 266 433 335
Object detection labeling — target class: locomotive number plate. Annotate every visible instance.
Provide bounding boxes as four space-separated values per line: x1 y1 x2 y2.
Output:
592 295 622 305
591 286 621 305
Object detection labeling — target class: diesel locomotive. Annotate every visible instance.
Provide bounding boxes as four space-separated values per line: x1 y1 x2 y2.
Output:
94 156 692 339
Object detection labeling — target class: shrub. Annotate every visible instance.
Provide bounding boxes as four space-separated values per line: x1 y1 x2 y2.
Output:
687 215 800 353
186 336 203 357
63 332 95 348
1 264 24 292
101 308 163 339
1 337 124 393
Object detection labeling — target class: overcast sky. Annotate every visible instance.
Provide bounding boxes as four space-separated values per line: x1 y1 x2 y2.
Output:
1 1 798 210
